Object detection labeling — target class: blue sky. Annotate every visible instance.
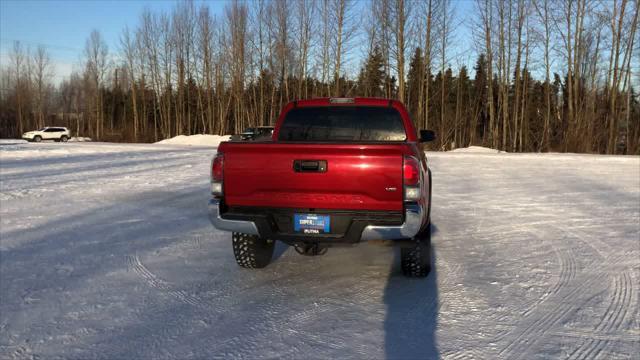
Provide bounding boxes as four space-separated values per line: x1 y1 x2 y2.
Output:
0 0 229 81
1 0 476 83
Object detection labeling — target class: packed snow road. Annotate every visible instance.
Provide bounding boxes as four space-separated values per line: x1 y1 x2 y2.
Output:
1 142 638 359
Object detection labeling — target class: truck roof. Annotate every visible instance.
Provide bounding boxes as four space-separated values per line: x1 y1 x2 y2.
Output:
290 97 399 108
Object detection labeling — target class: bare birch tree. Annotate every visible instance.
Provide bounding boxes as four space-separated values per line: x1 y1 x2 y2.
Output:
84 30 109 140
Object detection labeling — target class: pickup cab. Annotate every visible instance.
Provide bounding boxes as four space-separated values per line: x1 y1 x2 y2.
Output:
208 98 435 277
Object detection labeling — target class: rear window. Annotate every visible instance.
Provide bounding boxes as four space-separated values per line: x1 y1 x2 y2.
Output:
278 106 407 142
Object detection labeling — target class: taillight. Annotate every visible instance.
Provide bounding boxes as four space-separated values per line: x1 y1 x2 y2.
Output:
211 153 224 195
212 153 224 181
403 156 420 186
403 156 421 201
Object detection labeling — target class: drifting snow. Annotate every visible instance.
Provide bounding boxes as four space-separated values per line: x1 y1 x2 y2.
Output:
155 134 231 147
0 142 638 359
450 145 504 153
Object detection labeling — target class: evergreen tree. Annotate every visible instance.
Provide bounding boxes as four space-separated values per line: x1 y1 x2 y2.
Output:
454 66 471 147
357 46 385 97
406 47 424 124
472 54 489 144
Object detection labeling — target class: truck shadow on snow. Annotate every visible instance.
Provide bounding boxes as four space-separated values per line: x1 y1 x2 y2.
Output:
272 241 290 262
383 224 439 359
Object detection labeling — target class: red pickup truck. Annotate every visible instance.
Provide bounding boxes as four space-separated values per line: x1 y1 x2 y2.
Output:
208 98 435 277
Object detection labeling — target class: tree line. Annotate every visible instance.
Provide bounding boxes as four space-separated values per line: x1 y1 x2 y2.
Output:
0 0 638 154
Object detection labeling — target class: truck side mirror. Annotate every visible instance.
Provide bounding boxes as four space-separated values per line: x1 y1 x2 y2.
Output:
419 130 436 143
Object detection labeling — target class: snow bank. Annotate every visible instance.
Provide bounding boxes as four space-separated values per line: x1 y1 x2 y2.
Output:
69 137 92 142
155 134 231 147
0 139 28 145
449 146 504 153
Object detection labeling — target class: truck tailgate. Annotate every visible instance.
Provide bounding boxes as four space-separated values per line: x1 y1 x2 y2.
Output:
221 143 406 211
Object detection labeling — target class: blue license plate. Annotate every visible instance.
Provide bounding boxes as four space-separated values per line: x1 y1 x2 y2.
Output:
294 214 331 234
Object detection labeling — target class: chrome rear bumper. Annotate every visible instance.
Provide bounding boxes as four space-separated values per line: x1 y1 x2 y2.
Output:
360 203 424 240
208 199 260 235
207 199 425 240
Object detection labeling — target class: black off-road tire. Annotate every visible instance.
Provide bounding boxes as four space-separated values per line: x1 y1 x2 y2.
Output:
60 135 69 142
33 136 42 143
232 232 275 269
401 224 432 278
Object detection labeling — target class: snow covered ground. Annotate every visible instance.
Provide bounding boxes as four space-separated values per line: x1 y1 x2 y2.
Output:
155 134 231 147
450 145 505 153
1 141 639 359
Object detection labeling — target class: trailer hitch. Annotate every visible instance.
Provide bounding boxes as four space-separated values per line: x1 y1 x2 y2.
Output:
294 243 328 256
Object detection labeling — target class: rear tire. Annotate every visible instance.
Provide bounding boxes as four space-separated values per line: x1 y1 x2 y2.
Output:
33 136 42 143
60 135 69 142
401 224 432 278
232 232 274 269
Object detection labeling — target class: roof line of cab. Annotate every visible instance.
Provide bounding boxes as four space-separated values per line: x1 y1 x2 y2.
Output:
288 97 399 107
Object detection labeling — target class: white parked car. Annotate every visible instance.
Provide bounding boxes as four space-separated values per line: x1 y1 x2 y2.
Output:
22 127 71 142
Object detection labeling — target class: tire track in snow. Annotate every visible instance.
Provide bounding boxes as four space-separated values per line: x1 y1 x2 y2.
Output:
442 344 494 360
567 271 634 360
126 252 361 358
126 253 303 357
496 249 635 359
522 245 577 318
492 243 577 343
126 252 290 311
8 345 35 360
552 330 639 343
442 350 472 360
557 225 639 359
496 270 608 359
561 226 639 269
493 213 638 359
125 254 206 309
441 220 635 244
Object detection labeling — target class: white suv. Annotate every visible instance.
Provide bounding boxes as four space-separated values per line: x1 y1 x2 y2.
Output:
22 127 71 142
